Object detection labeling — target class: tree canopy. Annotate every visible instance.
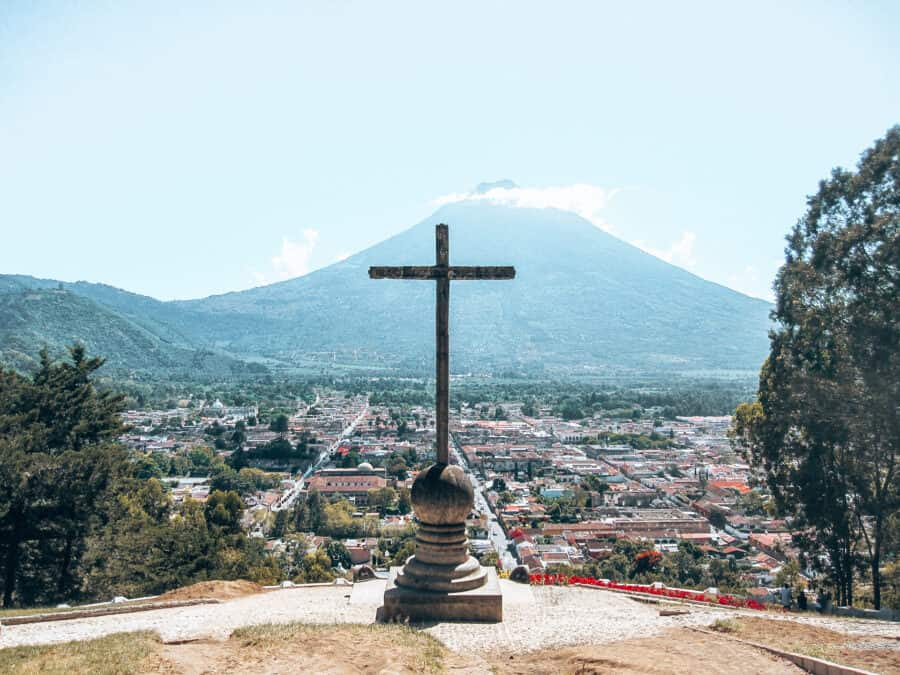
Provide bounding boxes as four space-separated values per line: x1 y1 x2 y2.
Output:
733 126 899 608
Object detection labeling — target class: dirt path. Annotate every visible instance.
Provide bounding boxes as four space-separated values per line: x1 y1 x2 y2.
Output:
489 628 803 675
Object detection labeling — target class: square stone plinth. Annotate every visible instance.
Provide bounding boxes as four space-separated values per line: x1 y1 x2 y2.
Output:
380 565 503 623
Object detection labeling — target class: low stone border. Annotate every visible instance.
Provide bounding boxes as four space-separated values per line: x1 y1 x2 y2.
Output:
692 627 879 675
0 598 220 627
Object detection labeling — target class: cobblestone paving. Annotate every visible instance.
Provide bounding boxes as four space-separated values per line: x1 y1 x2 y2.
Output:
1 581 897 656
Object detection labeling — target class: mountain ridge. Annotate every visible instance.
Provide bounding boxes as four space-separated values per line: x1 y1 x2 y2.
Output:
1 202 772 377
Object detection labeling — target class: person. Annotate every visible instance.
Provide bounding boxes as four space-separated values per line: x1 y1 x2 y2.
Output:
797 589 807 611
780 583 792 610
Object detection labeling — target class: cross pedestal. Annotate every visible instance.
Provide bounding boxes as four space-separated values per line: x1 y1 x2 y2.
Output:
370 224 514 622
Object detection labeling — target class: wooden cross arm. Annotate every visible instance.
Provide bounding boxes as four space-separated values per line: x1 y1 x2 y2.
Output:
369 266 515 280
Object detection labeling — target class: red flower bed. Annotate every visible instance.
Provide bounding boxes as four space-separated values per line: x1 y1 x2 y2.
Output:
528 574 766 611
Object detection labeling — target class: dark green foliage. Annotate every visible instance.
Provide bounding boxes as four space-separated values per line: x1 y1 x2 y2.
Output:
733 127 899 609
0 346 282 607
0 287 260 379
269 414 289 436
205 491 244 535
271 510 288 539
83 485 280 598
325 540 352 569
0 347 128 607
708 509 728 530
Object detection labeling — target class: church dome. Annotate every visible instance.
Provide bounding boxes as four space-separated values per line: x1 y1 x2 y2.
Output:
357 461 374 472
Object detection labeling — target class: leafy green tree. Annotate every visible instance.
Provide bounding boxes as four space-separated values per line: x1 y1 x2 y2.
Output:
733 127 899 608
306 490 325 532
271 509 288 539
325 540 352 569
205 490 244 535
0 346 127 607
520 398 537 417
391 539 416 566
708 509 728 530
340 450 361 468
188 446 214 474
367 487 397 516
293 549 335 583
397 487 412 515
227 447 249 471
269 414 289 439
209 465 251 495
560 400 584 421
132 453 163 480
386 454 408 480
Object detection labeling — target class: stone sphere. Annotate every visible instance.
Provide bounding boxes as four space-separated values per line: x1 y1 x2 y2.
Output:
410 463 474 525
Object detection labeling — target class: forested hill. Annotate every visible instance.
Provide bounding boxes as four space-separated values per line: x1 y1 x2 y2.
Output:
0 286 261 378
1 201 772 377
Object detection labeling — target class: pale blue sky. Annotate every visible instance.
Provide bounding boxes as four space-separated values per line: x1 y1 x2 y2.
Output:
1 1 898 301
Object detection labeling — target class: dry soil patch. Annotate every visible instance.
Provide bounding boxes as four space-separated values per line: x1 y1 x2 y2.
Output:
156 580 264 602
155 623 485 675
488 627 802 674
712 616 900 675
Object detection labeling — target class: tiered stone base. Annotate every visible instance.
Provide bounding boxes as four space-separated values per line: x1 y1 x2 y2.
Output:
394 522 487 593
379 463 503 623
380 565 503 623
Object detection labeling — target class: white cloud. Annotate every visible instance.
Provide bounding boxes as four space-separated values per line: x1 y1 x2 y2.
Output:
272 229 319 279
434 183 620 232
254 228 320 284
633 231 698 268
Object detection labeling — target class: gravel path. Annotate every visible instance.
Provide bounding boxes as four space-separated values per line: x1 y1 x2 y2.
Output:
1 581 897 655
0 585 372 649
427 583 733 653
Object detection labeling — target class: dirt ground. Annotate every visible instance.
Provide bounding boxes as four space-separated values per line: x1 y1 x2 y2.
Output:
147 626 815 674
151 621 900 675
488 628 802 675
156 580 265 602
150 623 472 675
711 616 900 675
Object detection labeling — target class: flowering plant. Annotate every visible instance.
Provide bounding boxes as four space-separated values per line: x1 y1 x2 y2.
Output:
528 573 766 611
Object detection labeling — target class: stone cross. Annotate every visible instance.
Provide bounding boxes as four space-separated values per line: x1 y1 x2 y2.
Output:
369 224 515 464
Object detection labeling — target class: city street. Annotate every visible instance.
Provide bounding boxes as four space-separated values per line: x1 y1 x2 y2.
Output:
452 436 516 570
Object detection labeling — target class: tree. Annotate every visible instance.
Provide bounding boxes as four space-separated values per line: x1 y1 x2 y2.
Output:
209 465 252 495
269 414 289 439
732 127 899 609
367 487 397 516
708 509 728 531
0 346 127 607
325 540 352 569
294 549 335 583
397 487 412 515
521 398 537 417
386 454 408 480
271 510 288 539
205 491 244 535
560 400 584 421
391 538 416 566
